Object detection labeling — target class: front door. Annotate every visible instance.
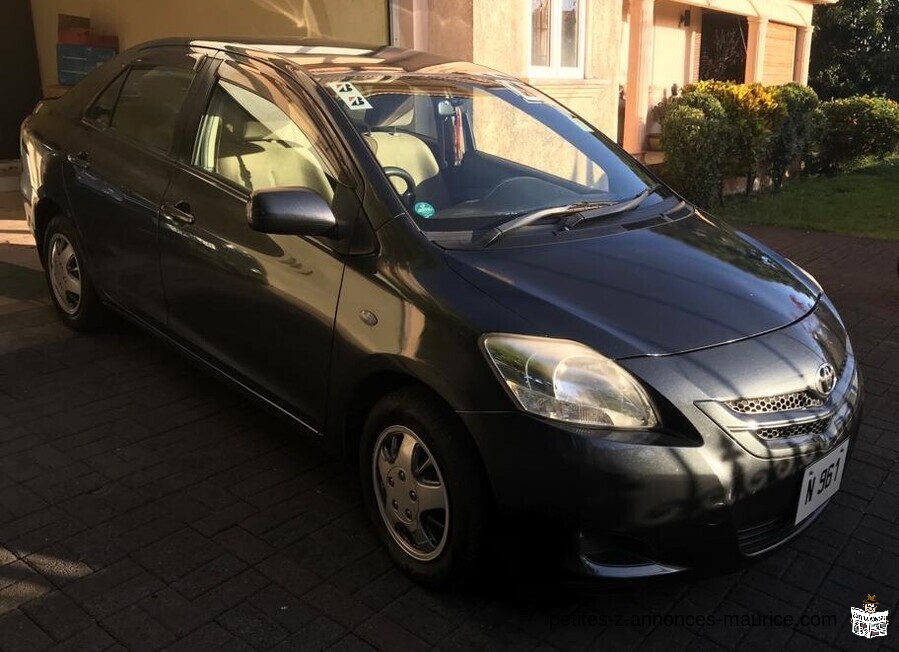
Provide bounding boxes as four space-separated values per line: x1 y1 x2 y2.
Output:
159 59 357 431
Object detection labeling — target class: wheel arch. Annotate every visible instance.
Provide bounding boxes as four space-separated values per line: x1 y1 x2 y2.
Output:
339 368 422 460
33 195 63 261
336 367 492 496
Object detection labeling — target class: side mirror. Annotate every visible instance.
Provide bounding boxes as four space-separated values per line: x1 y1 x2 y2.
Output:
247 187 337 236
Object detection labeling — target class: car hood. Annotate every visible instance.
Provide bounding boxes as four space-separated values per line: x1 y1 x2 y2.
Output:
444 213 819 359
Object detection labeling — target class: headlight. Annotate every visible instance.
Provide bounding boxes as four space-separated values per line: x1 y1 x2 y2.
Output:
481 334 658 428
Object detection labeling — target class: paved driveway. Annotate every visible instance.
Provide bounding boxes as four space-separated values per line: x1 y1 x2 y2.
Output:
1 195 897 651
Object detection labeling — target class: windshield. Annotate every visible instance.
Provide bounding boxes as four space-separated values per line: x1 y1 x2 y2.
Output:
322 73 656 231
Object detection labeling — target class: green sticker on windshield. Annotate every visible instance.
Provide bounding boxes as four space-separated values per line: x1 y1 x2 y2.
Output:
414 202 436 218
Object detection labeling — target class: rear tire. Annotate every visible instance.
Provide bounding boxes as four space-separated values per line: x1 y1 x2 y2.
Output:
43 215 104 330
360 386 488 588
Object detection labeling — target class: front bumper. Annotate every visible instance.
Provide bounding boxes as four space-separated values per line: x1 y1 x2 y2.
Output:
462 404 860 578
459 303 864 578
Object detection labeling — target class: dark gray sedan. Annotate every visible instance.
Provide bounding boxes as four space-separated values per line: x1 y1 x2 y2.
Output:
20 38 862 586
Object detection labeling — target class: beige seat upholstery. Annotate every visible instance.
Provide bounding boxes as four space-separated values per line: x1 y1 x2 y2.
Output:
368 132 447 206
218 143 334 202
215 120 334 202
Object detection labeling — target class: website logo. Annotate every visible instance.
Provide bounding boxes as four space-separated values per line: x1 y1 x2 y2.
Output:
850 594 889 639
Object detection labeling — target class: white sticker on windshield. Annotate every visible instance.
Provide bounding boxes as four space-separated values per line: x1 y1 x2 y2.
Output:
329 81 373 110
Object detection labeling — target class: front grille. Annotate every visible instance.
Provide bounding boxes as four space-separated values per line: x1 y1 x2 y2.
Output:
726 390 824 414
754 418 830 441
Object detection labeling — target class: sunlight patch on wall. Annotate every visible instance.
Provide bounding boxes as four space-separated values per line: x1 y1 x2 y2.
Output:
250 0 321 35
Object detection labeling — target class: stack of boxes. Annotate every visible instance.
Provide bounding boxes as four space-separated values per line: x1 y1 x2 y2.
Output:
56 14 118 86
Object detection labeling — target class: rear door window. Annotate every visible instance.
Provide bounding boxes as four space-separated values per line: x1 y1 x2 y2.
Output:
110 65 196 153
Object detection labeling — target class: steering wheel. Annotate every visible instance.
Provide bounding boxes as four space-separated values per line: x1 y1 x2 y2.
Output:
382 166 417 207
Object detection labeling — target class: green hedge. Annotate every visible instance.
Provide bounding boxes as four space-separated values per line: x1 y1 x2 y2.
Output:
768 83 819 188
654 81 899 206
814 96 899 171
658 92 728 208
685 81 781 195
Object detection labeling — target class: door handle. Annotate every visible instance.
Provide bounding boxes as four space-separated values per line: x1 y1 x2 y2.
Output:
161 200 195 225
67 151 90 170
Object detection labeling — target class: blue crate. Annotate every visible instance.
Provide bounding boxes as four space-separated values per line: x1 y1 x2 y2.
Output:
57 43 117 86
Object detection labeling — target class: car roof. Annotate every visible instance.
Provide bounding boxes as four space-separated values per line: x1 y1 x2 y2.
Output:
138 37 506 80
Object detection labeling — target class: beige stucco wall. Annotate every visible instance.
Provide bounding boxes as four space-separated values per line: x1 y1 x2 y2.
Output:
30 0 388 95
674 0 814 26
428 0 474 62
651 1 701 102
538 0 621 139
420 1 620 139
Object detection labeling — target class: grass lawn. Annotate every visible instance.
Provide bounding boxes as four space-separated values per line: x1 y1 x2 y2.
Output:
713 157 899 240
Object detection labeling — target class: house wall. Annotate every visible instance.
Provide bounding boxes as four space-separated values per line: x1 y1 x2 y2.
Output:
673 0 814 27
30 0 389 95
389 2 622 182
623 0 823 153
528 0 621 140
428 0 474 61
417 2 621 139
649 1 702 113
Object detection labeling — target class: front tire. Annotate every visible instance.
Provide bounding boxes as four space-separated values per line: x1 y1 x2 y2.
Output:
360 387 488 588
43 215 104 330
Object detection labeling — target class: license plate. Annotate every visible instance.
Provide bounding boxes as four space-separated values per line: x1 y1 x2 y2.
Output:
795 442 848 524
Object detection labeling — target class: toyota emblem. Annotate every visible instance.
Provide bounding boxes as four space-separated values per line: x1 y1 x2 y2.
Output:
815 363 837 396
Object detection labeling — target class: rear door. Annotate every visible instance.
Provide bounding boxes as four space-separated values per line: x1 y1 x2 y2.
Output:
158 57 361 431
65 47 205 324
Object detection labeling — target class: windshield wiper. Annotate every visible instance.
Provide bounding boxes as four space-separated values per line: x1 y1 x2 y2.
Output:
483 200 616 247
483 185 660 247
557 185 659 233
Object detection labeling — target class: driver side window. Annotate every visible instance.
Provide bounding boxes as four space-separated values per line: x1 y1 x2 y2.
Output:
192 78 337 204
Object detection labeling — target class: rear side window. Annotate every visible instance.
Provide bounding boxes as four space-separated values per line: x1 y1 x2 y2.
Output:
84 72 127 128
110 66 196 152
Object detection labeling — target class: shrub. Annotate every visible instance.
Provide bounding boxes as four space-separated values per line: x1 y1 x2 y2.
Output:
805 106 828 168
815 95 899 171
659 95 728 208
683 81 781 194
767 83 820 188
653 88 723 129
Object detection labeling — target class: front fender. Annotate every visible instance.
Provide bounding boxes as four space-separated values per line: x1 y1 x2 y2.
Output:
324 219 532 456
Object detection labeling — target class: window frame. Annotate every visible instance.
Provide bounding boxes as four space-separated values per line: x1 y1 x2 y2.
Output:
527 0 587 80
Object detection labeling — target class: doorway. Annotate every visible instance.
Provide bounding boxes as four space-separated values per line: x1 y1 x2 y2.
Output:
0 0 42 159
699 11 748 83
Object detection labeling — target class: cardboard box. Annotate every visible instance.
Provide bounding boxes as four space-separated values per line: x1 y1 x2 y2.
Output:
57 14 119 51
